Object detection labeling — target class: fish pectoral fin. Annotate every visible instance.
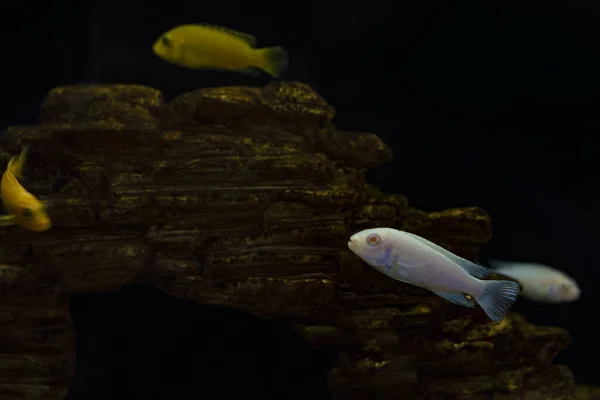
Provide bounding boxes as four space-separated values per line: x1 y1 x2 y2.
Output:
394 255 425 268
433 291 477 307
0 215 16 226
194 23 257 47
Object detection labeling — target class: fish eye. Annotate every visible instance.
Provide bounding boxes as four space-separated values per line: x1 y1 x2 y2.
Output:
162 35 171 47
22 208 33 219
366 233 381 246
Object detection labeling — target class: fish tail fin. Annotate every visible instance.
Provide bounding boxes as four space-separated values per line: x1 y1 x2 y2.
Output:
474 280 520 322
258 46 289 78
9 145 29 178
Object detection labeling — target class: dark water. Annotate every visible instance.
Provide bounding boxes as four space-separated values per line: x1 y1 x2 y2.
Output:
2 0 600 396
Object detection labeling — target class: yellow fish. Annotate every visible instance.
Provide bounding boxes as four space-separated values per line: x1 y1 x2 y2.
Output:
152 24 289 78
0 146 51 232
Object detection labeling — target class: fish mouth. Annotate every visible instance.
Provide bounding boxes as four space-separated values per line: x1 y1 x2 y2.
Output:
347 238 356 249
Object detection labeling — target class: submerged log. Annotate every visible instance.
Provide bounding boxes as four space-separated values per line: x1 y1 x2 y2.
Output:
0 82 597 399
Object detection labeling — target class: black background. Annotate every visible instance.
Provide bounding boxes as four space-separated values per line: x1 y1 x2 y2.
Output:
2 0 599 398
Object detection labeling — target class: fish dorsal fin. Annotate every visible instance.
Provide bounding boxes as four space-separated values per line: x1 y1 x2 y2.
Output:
194 23 257 47
402 231 490 279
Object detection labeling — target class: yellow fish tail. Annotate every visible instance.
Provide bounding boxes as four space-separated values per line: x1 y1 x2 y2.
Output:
10 145 29 179
257 46 288 78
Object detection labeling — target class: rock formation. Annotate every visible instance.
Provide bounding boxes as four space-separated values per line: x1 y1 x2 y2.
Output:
0 82 597 399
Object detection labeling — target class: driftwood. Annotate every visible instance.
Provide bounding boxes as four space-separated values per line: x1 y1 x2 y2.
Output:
0 82 597 399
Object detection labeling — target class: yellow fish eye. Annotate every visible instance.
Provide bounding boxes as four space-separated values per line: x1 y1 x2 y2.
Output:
162 35 171 47
22 207 33 219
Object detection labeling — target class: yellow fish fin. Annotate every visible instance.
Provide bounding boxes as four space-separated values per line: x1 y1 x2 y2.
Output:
194 23 257 47
8 145 29 179
258 46 289 78
0 215 16 226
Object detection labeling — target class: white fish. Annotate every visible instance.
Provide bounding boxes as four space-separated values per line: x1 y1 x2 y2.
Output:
487 260 581 304
347 228 521 322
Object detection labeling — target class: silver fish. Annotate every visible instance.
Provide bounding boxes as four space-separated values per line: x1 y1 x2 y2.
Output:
347 228 520 322
488 260 580 304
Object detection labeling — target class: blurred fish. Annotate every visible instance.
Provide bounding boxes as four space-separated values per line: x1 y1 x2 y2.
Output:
348 228 520 322
488 260 581 304
152 24 289 78
0 146 51 232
